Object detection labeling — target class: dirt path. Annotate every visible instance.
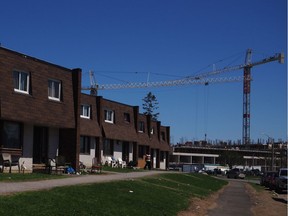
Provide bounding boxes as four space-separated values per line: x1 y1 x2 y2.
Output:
178 182 287 216
247 184 287 216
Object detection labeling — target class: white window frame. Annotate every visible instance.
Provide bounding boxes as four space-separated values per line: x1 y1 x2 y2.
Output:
13 71 29 94
104 109 114 123
80 104 91 119
48 79 61 101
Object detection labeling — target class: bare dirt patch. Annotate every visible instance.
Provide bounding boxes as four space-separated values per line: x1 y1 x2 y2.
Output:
247 184 287 216
177 183 287 216
177 184 227 216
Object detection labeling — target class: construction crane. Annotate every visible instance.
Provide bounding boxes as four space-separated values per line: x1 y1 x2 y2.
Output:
83 73 245 91
82 49 284 145
242 49 284 145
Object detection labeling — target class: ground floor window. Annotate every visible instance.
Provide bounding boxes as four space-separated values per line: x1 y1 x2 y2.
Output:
160 151 165 162
1 121 22 149
80 136 90 154
103 139 113 156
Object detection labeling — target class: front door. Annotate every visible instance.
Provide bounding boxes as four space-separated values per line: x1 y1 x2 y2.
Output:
33 126 48 164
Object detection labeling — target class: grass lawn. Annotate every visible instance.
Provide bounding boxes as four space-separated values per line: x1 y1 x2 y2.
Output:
0 173 227 216
248 181 265 192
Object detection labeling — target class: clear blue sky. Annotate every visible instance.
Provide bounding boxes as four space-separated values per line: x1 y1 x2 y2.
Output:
1 0 287 144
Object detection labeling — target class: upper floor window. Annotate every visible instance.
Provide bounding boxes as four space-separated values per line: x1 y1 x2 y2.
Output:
104 109 114 123
48 79 61 101
139 121 145 132
150 127 154 135
124 113 130 123
161 132 166 141
13 71 29 94
80 104 91 119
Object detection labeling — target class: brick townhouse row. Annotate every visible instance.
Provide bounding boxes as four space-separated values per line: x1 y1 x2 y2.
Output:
0 47 170 172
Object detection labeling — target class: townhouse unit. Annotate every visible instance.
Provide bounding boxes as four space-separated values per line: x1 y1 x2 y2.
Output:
0 47 170 172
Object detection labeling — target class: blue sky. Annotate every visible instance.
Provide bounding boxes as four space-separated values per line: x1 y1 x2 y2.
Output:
1 0 287 144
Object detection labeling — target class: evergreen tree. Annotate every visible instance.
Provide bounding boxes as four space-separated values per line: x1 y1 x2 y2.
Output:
218 151 245 169
142 92 159 121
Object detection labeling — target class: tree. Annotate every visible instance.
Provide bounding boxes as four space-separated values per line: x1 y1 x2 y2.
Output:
218 151 245 169
142 91 159 121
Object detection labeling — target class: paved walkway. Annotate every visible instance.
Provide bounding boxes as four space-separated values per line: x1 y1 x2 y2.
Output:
0 171 164 195
208 180 252 216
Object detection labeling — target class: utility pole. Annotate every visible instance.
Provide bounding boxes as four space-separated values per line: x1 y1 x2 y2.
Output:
262 133 275 171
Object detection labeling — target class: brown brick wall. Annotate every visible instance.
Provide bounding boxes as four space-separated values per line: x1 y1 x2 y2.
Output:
100 98 138 141
98 97 171 151
0 48 79 128
0 47 171 168
80 93 101 137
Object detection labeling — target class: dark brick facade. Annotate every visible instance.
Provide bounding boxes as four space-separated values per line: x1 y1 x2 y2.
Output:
0 47 79 128
0 47 170 170
80 94 101 137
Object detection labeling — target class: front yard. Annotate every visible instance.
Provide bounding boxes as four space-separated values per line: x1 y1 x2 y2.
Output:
0 172 227 216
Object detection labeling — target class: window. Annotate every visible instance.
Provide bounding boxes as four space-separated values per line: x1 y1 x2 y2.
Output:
139 121 145 132
103 139 113 156
124 113 130 123
1 121 22 149
161 132 166 141
80 136 90 154
48 79 61 101
13 71 29 94
80 104 91 119
150 127 154 135
104 109 114 123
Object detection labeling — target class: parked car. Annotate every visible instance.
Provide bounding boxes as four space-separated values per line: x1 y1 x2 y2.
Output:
268 172 279 190
275 168 288 193
245 169 263 176
260 171 278 187
226 168 245 179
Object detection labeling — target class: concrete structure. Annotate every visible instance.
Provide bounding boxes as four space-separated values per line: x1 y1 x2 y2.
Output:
170 143 287 171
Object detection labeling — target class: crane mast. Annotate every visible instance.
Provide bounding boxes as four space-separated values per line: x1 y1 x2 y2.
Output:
82 49 284 145
242 49 284 145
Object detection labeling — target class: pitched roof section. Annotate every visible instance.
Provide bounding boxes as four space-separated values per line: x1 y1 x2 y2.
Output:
102 123 138 142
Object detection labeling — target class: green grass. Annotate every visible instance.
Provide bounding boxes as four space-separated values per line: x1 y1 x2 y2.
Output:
0 173 68 182
248 182 265 192
0 173 227 216
245 175 261 180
